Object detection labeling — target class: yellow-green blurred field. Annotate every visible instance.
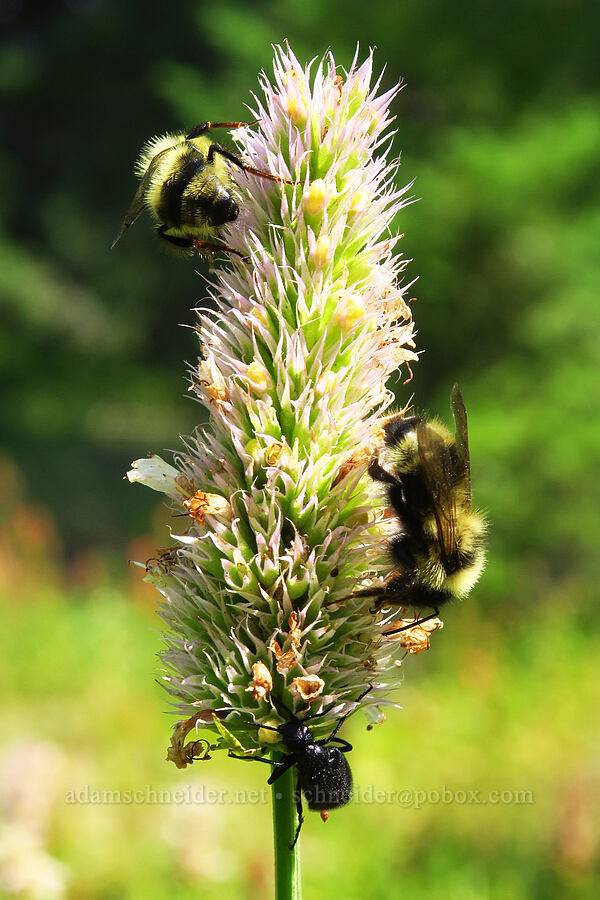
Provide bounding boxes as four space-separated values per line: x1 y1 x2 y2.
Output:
3 1 600 897
1 499 599 899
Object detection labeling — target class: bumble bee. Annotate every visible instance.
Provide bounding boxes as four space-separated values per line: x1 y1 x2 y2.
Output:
362 384 486 636
111 120 288 256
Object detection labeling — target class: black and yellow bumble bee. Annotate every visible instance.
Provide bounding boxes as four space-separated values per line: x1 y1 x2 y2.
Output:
112 120 288 257
361 384 486 636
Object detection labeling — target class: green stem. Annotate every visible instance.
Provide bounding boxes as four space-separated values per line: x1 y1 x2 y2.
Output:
271 754 301 900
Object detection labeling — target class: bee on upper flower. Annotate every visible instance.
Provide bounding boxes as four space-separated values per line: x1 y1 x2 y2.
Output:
112 121 292 257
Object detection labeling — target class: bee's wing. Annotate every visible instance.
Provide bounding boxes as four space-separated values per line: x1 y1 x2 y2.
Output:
451 383 471 506
417 421 457 568
111 147 172 248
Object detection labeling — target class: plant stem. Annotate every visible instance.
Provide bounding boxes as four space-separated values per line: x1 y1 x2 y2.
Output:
271 753 301 900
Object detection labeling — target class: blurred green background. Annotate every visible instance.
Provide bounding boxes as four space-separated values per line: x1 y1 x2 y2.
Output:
1 1 599 897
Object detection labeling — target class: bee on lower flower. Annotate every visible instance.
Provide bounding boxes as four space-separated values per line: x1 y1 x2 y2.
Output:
359 384 487 636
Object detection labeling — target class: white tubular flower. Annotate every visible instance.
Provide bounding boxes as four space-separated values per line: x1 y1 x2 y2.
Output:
127 455 190 500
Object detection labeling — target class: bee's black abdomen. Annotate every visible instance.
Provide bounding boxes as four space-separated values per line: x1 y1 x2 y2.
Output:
158 150 239 231
394 471 432 517
388 537 417 571
159 155 206 227
209 195 239 226
386 474 432 571
383 574 452 608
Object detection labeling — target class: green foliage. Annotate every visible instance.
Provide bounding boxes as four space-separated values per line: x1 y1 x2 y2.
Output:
1 3 598 894
2 0 598 592
2 0 597 604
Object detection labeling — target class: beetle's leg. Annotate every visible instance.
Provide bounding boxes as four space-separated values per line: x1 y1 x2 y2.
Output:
303 698 339 721
228 750 282 766
303 683 372 724
290 782 304 850
322 737 353 753
268 695 294 719
267 754 296 785
323 684 374 743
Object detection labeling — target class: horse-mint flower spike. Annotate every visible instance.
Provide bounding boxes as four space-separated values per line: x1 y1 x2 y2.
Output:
128 45 427 761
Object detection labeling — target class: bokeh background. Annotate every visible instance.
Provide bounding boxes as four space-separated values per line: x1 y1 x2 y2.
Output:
1 1 599 897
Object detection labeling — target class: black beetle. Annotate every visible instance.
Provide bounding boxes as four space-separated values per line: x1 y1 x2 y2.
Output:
230 684 372 847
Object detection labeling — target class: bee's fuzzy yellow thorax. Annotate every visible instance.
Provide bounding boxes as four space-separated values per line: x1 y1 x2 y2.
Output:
387 418 455 474
134 132 186 176
388 430 419 472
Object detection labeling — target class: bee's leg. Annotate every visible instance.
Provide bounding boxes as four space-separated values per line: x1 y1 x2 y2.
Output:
206 142 294 185
324 568 416 611
383 607 441 637
186 121 259 139
156 226 194 251
383 571 420 600
191 238 246 259
326 578 399 611
355 571 419 613
156 225 246 259
367 461 429 545
368 458 397 485
389 536 419 572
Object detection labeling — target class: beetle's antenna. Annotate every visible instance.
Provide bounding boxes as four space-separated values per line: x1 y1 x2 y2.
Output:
269 694 295 719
